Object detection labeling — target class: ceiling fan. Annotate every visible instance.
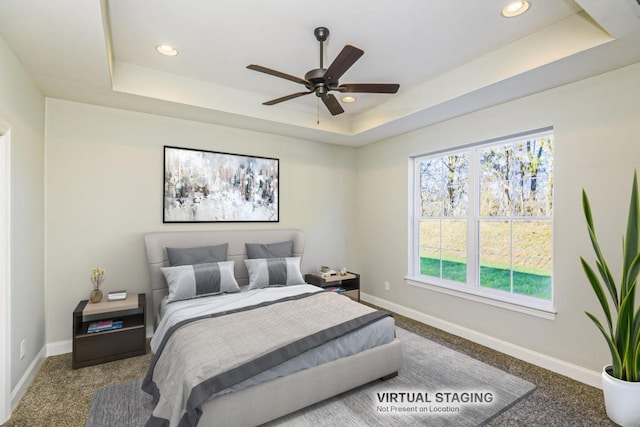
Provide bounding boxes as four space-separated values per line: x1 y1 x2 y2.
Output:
247 27 400 116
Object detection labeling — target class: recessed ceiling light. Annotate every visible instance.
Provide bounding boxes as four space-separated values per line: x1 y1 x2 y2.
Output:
156 44 178 56
502 0 530 17
342 96 356 103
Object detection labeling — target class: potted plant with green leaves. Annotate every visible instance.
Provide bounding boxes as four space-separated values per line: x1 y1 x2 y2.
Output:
581 170 640 427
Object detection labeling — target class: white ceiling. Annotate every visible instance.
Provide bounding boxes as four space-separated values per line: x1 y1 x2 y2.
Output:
1 0 639 147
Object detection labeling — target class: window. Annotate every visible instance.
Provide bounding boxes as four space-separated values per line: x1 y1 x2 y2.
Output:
410 129 554 312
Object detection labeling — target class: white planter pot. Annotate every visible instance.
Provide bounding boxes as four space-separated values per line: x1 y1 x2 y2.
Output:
602 365 640 427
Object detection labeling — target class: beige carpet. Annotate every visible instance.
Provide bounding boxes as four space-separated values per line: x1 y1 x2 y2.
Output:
2 311 613 426
2 343 152 427
87 327 535 426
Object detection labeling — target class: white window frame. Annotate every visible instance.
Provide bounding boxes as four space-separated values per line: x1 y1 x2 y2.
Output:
406 128 556 319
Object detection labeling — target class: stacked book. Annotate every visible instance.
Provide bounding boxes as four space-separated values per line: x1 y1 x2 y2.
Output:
108 290 127 301
325 286 346 293
87 320 123 333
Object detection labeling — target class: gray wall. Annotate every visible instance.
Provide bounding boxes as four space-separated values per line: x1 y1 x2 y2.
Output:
355 61 640 376
0 36 46 392
44 99 358 343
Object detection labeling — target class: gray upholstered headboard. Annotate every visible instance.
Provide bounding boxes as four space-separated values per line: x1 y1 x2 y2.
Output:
144 229 304 327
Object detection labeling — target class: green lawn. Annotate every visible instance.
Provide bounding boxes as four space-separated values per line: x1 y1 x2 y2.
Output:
420 257 551 300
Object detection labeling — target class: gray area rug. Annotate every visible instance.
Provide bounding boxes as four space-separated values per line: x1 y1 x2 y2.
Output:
87 328 535 427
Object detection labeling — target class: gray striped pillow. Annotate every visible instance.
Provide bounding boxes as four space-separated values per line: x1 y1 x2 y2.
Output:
161 260 240 302
245 257 305 290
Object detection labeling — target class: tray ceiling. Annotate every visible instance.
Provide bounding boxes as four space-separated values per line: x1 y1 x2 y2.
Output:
1 0 639 146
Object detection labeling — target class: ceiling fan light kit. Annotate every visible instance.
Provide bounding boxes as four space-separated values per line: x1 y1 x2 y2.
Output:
247 27 400 116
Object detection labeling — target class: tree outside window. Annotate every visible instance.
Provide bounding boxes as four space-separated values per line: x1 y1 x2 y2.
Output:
414 131 553 304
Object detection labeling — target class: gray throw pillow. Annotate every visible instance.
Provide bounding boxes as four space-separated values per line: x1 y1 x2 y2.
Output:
166 243 228 266
244 257 305 290
161 260 240 302
245 241 293 259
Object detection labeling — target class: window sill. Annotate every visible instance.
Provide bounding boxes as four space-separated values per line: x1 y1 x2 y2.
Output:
405 276 557 320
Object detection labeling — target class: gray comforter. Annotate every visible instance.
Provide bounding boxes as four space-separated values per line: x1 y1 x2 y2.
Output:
142 291 391 427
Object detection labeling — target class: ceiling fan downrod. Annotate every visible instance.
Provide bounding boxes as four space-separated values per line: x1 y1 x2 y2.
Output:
314 27 329 70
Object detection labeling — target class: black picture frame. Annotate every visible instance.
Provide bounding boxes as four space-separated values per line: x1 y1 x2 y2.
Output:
163 146 279 223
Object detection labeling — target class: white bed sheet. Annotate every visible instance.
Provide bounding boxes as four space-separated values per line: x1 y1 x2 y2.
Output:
157 284 285 323
153 284 324 353
151 284 396 398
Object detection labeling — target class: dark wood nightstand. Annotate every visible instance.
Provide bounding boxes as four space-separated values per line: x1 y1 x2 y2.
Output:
305 272 360 302
72 293 146 369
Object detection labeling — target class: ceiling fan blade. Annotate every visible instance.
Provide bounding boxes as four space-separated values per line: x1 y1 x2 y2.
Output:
263 91 313 105
247 64 309 86
320 93 344 116
323 45 364 83
339 83 400 94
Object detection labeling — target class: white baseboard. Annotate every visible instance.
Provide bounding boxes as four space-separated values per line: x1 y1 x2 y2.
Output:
10 345 46 412
9 327 156 420
362 292 602 389
46 340 71 357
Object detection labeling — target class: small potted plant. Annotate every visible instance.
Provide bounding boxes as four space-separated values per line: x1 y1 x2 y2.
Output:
581 171 640 427
89 266 105 303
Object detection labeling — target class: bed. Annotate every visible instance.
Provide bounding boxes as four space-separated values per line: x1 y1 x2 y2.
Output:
143 229 403 427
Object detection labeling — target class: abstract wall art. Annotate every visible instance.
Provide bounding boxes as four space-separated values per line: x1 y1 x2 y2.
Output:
163 146 279 223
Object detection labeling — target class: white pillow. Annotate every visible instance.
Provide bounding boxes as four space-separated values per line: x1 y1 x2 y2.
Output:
161 260 240 302
244 257 305 290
